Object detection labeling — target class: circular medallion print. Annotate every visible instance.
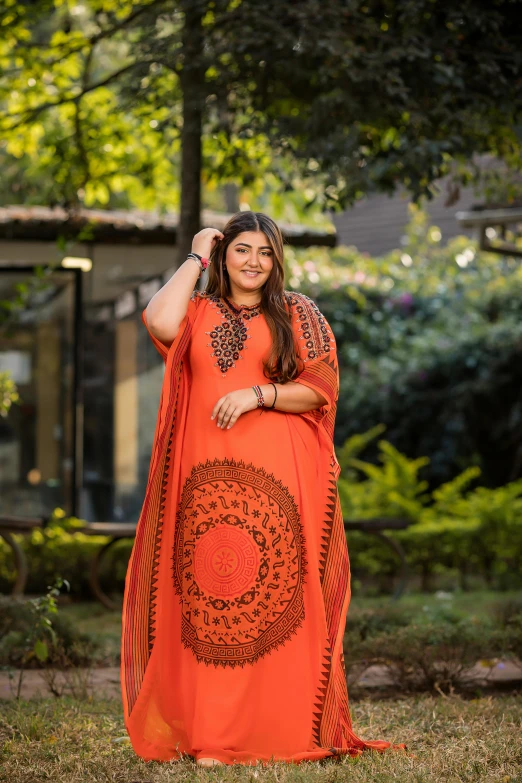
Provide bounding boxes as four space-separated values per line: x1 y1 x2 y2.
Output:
194 525 259 597
173 457 308 668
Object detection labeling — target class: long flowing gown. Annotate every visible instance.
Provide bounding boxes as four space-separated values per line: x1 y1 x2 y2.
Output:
121 289 406 765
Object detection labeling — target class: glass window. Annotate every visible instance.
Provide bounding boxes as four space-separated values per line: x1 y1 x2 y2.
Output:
81 303 165 522
0 269 76 517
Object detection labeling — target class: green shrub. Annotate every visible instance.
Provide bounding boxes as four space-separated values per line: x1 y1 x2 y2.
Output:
346 604 416 640
345 617 500 693
0 513 132 599
344 596 522 693
289 205 522 488
0 593 98 668
498 618 522 671
340 434 522 592
490 598 522 670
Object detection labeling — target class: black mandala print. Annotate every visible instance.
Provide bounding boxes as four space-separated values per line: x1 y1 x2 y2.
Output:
172 457 308 668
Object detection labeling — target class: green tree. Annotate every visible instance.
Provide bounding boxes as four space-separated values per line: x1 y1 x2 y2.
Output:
1 0 521 256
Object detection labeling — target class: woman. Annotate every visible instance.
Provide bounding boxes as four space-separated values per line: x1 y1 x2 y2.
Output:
121 211 405 767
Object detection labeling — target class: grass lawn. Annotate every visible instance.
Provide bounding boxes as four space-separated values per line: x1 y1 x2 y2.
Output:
0 694 520 782
2 591 520 779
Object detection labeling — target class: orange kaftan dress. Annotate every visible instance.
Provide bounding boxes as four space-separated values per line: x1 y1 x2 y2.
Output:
121 289 405 765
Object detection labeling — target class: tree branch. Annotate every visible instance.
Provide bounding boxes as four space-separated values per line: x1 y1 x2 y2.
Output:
3 60 154 132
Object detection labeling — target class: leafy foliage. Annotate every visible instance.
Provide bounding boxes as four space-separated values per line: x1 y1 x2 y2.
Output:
340 431 522 593
0 577 96 697
0 0 521 214
345 593 522 692
0 511 132 599
0 371 19 417
345 615 510 693
287 206 522 487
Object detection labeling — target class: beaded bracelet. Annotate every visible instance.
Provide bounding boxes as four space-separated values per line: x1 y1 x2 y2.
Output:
252 385 264 407
187 252 210 272
252 383 277 409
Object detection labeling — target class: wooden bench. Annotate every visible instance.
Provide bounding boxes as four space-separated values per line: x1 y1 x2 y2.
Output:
0 517 135 608
76 522 137 609
343 517 413 599
0 515 47 596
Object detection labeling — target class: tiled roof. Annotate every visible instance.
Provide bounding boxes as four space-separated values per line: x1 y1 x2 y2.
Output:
0 205 336 247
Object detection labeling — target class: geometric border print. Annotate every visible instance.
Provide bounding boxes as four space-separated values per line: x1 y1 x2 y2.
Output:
172 457 308 668
311 469 352 749
123 317 192 717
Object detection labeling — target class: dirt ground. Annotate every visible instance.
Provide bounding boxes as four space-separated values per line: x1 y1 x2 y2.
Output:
1 660 520 700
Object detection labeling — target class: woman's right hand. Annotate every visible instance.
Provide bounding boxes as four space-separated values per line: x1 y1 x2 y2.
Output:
192 227 225 258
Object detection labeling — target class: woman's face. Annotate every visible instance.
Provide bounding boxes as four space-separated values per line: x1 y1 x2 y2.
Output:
224 231 274 297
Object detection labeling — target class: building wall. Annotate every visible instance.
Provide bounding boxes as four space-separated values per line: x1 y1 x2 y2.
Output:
330 182 479 256
0 239 179 304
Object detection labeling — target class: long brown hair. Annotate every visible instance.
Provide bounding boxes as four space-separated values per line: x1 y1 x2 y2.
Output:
204 211 302 384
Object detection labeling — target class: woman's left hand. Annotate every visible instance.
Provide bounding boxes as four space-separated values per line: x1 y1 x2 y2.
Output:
211 388 259 429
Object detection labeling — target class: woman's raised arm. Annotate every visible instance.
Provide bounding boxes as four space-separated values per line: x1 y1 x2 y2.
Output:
145 227 224 346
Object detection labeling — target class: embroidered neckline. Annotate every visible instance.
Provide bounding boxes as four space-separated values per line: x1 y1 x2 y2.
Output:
204 294 262 376
223 295 262 313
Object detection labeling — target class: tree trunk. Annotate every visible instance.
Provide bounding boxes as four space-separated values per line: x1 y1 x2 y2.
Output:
458 559 469 591
420 561 432 592
224 182 240 213
178 1 206 276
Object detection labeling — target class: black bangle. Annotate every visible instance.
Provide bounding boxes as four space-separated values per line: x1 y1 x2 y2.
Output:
186 253 203 273
269 382 277 409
